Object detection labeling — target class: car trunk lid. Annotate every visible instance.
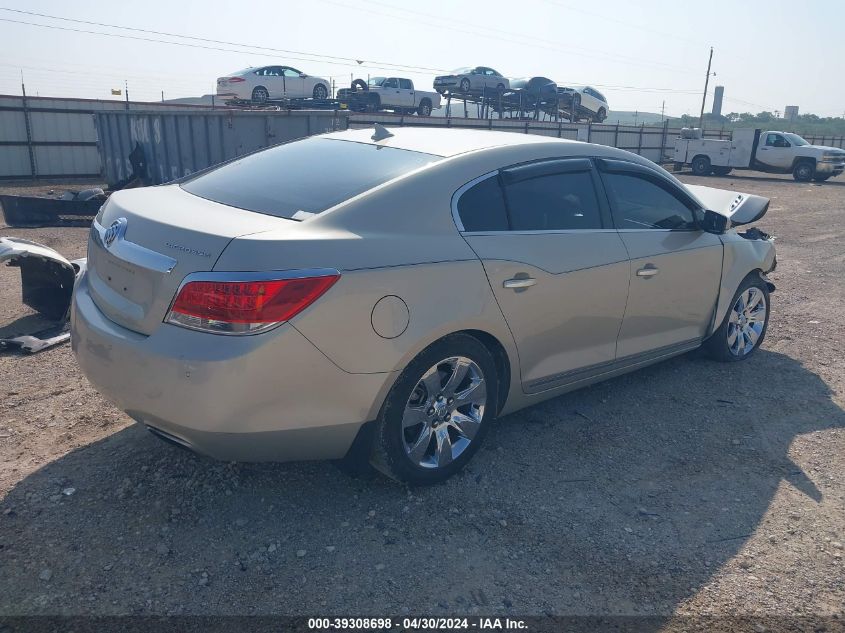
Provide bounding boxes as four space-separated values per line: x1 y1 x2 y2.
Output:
685 184 771 226
87 185 288 335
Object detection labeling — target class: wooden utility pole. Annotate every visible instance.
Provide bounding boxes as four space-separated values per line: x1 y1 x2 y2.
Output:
698 47 713 129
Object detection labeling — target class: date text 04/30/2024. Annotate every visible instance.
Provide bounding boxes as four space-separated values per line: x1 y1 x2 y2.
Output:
307 617 528 630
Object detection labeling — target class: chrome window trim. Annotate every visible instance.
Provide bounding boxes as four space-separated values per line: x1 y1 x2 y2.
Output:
462 229 619 237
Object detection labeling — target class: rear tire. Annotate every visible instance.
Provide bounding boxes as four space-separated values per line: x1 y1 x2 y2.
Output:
793 161 815 182
370 334 497 485
691 155 712 176
417 99 432 116
703 274 769 362
459 78 471 93
251 86 269 104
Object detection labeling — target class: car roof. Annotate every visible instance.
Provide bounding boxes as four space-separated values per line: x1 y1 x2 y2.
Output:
322 127 578 158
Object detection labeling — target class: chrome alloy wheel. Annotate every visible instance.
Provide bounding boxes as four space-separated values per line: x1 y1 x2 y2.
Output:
727 287 767 357
401 356 486 469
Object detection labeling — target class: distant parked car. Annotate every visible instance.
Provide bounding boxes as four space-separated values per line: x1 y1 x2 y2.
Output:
217 66 330 103
504 77 558 114
434 67 510 94
558 86 609 122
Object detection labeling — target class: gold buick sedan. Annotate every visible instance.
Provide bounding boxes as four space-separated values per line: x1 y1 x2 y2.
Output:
71 126 776 484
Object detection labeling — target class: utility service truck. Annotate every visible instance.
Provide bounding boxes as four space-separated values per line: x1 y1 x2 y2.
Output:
674 128 845 182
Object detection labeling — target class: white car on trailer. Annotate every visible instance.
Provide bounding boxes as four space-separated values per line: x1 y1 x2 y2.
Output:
217 66 331 103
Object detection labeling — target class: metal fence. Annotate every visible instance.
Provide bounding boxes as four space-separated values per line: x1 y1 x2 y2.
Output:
0 94 211 180
349 113 845 164
1 92 844 181
96 109 349 186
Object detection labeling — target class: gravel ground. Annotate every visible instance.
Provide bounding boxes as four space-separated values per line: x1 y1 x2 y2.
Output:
0 173 843 620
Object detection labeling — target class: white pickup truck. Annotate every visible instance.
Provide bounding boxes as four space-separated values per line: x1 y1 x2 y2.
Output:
337 77 441 116
674 128 845 182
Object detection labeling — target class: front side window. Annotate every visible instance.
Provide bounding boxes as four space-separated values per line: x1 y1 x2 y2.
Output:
182 138 439 220
282 68 301 77
383 78 399 88
765 133 788 147
602 172 697 230
505 171 602 231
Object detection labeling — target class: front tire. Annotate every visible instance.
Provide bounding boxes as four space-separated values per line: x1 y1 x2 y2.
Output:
370 334 497 485
703 274 770 362
793 161 815 182
691 155 712 176
594 107 607 123
312 84 328 100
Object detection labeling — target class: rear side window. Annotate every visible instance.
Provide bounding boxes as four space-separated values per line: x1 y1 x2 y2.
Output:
602 172 697 230
181 138 438 219
399 79 413 90
505 171 602 231
457 176 509 231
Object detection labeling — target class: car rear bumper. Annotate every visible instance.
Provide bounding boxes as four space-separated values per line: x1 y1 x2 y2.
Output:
70 272 394 462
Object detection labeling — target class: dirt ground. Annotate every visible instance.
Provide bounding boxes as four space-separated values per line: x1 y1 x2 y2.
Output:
0 172 843 622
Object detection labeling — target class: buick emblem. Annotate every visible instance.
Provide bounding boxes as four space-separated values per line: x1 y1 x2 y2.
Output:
103 218 127 248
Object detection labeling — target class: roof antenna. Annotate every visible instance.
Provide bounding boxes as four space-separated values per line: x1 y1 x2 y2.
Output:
371 123 394 142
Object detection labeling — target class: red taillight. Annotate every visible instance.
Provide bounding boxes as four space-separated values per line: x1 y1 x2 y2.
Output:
228 77 245 83
166 274 339 334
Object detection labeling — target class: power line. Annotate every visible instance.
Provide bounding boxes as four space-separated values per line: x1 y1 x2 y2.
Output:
0 12 447 75
542 0 709 47
355 0 696 73
317 0 697 74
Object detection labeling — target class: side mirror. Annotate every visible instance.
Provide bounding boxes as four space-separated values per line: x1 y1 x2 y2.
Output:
700 209 728 234
299 73 307 78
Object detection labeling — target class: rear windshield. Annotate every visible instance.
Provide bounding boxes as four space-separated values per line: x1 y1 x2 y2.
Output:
181 137 439 219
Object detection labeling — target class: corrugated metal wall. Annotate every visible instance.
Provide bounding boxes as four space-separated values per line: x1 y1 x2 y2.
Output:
0 94 213 180
2 93 843 181
95 109 349 186
350 114 695 164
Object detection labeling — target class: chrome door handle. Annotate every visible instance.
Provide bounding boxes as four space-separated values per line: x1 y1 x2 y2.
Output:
503 277 537 289
636 265 659 278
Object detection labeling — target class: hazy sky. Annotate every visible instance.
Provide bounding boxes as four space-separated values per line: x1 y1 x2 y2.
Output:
0 0 842 117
